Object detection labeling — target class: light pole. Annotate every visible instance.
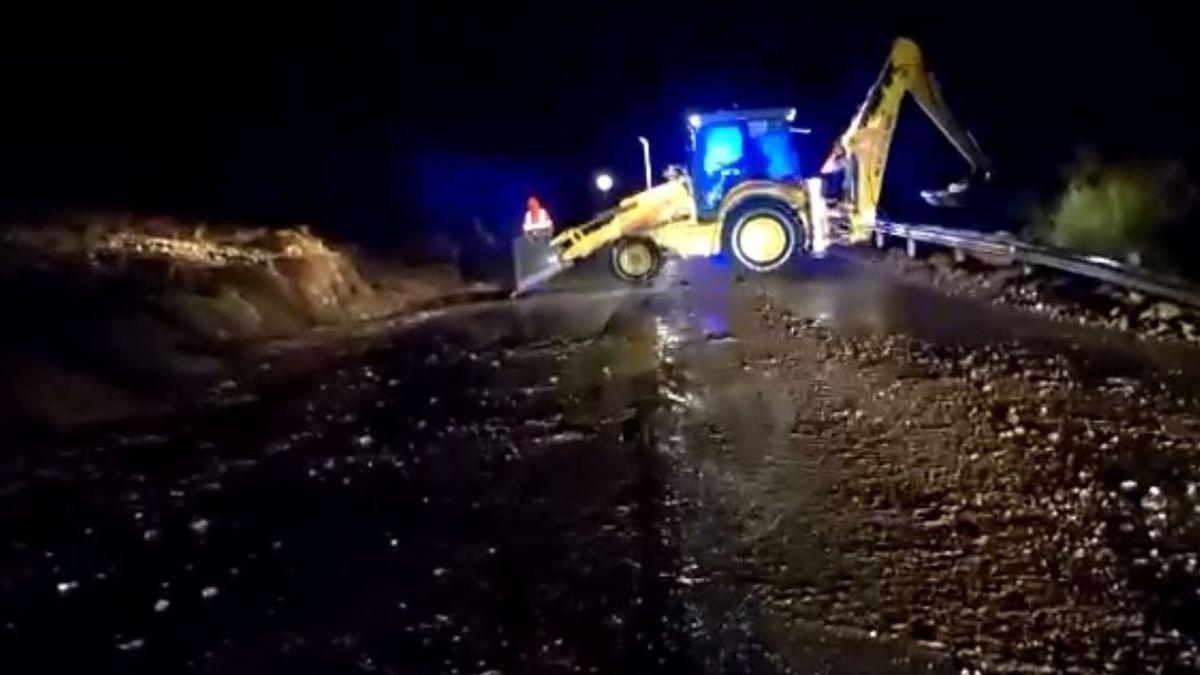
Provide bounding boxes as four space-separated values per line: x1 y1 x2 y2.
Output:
637 136 652 190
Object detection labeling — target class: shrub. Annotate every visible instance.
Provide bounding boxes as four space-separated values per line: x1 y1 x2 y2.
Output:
1030 149 1195 268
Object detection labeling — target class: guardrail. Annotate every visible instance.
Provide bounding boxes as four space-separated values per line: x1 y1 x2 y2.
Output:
873 220 1200 309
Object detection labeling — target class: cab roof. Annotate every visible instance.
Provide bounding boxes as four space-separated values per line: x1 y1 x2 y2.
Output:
687 108 796 129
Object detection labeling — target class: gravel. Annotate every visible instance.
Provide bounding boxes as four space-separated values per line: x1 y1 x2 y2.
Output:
698 287 1200 672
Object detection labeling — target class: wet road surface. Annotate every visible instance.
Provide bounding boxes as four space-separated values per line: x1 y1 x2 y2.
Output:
4 256 1200 673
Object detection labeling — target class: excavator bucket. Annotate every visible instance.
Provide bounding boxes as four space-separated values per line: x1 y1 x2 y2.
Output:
920 178 971 207
511 236 570 295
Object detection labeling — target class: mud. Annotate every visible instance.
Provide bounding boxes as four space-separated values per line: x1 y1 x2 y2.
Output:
735 298 1200 672
2 257 1199 673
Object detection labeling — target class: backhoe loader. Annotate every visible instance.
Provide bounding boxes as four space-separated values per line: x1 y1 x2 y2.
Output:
512 37 991 294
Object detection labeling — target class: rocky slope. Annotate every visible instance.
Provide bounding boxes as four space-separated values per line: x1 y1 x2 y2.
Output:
0 214 474 431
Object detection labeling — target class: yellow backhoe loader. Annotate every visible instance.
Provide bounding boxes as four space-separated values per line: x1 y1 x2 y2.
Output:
512 37 991 294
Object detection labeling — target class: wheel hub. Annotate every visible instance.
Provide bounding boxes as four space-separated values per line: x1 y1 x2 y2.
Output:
617 242 654 278
737 215 788 264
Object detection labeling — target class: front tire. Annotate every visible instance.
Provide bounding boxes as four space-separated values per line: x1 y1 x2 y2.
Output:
611 236 662 283
722 199 800 272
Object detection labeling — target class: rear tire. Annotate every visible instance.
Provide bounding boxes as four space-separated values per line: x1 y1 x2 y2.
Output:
722 199 800 273
611 236 662 283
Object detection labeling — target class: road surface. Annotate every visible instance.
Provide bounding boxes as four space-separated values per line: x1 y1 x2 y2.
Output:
4 255 1200 673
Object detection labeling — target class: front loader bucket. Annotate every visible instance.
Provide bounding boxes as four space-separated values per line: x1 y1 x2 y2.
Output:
512 236 570 296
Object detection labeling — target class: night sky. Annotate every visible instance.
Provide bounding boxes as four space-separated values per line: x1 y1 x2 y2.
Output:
0 4 1195 248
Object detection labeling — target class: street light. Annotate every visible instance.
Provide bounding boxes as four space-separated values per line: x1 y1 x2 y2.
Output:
595 172 614 193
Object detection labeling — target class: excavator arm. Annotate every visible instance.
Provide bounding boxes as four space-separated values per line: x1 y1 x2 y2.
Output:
822 37 991 240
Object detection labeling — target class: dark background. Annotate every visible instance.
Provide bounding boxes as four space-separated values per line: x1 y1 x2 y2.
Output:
0 3 1195 250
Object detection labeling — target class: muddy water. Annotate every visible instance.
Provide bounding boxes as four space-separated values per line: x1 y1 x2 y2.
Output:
2 257 1200 673
0 284 766 674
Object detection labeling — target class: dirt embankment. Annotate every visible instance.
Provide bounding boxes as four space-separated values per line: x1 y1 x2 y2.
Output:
0 214 476 432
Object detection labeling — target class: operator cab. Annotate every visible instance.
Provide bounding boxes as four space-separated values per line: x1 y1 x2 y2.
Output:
686 108 804 219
